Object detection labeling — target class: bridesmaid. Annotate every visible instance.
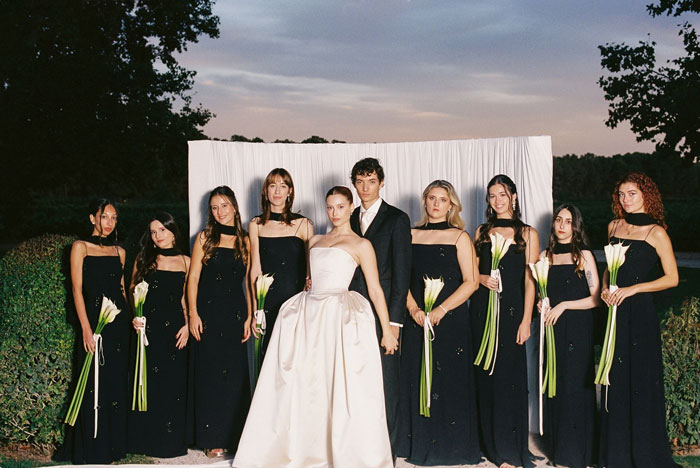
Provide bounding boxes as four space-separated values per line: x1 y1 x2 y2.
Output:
397 180 481 466
599 172 680 468
470 174 539 468
127 212 190 458
248 168 312 355
62 198 129 464
187 186 251 457
540 204 601 468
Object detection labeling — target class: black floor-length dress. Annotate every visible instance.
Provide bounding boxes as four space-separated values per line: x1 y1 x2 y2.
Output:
470 242 533 468
598 237 680 468
398 240 482 466
258 214 307 355
127 269 188 458
62 253 130 464
544 260 596 468
191 247 250 451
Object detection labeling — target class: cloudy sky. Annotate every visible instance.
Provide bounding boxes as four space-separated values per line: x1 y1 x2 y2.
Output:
177 0 686 155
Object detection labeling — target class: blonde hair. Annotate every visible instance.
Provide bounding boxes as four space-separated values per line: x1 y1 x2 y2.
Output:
416 180 465 230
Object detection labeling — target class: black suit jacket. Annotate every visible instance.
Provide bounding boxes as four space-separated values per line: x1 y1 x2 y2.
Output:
349 200 412 326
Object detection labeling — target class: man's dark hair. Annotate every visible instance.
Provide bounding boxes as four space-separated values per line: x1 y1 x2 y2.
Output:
350 157 385 184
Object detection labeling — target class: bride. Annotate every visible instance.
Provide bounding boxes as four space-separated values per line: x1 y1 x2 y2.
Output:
233 185 399 468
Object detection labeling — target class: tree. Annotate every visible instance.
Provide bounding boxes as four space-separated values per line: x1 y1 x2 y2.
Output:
0 0 220 202
598 0 700 162
301 135 329 144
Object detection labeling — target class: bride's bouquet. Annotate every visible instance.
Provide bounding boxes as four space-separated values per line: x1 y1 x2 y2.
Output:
419 276 444 418
131 280 149 411
595 242 630 400
474 232 514 374
529 257 553 435
253 274 274 385
65 296 121 437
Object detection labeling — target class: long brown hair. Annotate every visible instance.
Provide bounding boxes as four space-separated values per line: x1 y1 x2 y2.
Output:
134 212 184 284
202 186 248 265
474 174 527 252
257 168 296 225
546 204 589 276
612 172 667 230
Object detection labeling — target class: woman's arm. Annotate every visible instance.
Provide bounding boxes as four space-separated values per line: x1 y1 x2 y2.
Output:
187 233 205 341
118 246 128 304
429 232 479 326
242 236 253 343
518 227 540 344
175 256 191 349
545 250 603 325
302 218 314 289
357 240 398 355
70 241 94 353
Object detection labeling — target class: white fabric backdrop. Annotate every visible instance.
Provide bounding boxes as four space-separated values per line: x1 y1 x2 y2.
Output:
187 136 553 241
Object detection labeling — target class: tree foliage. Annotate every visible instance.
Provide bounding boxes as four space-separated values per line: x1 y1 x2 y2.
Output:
0 0 220 202
598 0 700 162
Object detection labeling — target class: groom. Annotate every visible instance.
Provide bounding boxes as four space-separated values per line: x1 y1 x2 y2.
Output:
349 157 411 460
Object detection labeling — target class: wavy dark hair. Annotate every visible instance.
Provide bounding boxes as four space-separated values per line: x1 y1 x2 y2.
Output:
257 168 296 226
202 186 248 265
474 174 527 253
88 197 119 244
546 204 589 276
612 172 667 230
133 212 184 284
350 157 385 184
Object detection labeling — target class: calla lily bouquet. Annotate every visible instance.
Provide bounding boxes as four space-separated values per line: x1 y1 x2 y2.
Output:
65 296 121 438
529 257 553 435
474 232 514 374
253 273 274 384
595 242 630 392
419 276 444 418
131 280 149 411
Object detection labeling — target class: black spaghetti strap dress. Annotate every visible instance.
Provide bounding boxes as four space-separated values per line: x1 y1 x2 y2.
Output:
127 267 188 458
191 247 250 451
470 239 533 468
257 213 307 355
397 226 481 466
61 247 130 464
599 233 680 468
544 249 596 468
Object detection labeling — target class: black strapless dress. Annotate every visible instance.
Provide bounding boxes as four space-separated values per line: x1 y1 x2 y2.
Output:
397 243 481 466
544 262 596 468
127 269 188 458
470 242 533 468
191 247 250 451
598 237 680 468
62 254 130 464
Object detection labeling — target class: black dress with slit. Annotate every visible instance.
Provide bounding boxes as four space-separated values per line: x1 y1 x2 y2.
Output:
397 234 482 466
191 247 250 451
470 240 533 468
127 268 188 458
544 254 596 468
61 251 130 464
598 235 680 468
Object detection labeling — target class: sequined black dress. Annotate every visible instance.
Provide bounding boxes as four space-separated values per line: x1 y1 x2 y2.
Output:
127 269 188 458
544 259 596 468
470 241 533 468
62 252 130 464
397 240 482 465
598 237 680 468
191 247 250 451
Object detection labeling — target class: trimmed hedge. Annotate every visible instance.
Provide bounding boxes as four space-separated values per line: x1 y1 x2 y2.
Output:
662 297 700 449
0 235 75 450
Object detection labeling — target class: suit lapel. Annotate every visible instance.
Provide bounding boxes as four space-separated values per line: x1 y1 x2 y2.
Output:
363 200 388 239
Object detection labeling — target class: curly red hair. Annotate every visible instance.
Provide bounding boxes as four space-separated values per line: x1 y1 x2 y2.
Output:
612 172 667 230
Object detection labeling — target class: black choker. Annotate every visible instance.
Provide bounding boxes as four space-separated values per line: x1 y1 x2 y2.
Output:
493 218 515 228
417 221 451 230
552 243 572 254
216 222 237 235
626 213 657 226
268 212 284 221
156 247 179 256
84 235 116 246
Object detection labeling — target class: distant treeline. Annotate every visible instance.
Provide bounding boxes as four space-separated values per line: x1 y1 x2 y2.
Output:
553 152 700 199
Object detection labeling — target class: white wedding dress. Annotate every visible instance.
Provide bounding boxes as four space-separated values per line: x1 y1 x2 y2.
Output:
233 247 393 468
